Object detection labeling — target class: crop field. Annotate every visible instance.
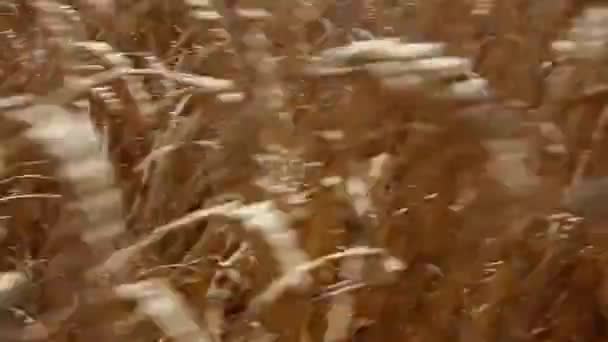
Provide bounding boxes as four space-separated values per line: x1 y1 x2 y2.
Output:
1 1 608 341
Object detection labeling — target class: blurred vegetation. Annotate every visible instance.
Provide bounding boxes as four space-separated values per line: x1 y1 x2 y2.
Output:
1 0 608 341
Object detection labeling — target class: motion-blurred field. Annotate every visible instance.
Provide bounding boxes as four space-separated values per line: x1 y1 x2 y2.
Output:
1 1 608 341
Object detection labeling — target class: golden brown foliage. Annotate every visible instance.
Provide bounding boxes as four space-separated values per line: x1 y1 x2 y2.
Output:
1 0 608 341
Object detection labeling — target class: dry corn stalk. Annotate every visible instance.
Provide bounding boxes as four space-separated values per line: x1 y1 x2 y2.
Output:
6 104 126 246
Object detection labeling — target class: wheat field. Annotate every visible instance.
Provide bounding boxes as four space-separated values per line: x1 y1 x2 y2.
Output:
1 0 608 341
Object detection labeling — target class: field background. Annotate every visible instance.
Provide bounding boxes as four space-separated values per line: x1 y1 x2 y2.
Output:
1 1 608 341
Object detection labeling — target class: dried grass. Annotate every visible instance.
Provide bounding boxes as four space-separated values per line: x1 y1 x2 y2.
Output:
1 0 608 341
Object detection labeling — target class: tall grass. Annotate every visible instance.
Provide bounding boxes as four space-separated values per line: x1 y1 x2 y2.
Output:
1 1 608 341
